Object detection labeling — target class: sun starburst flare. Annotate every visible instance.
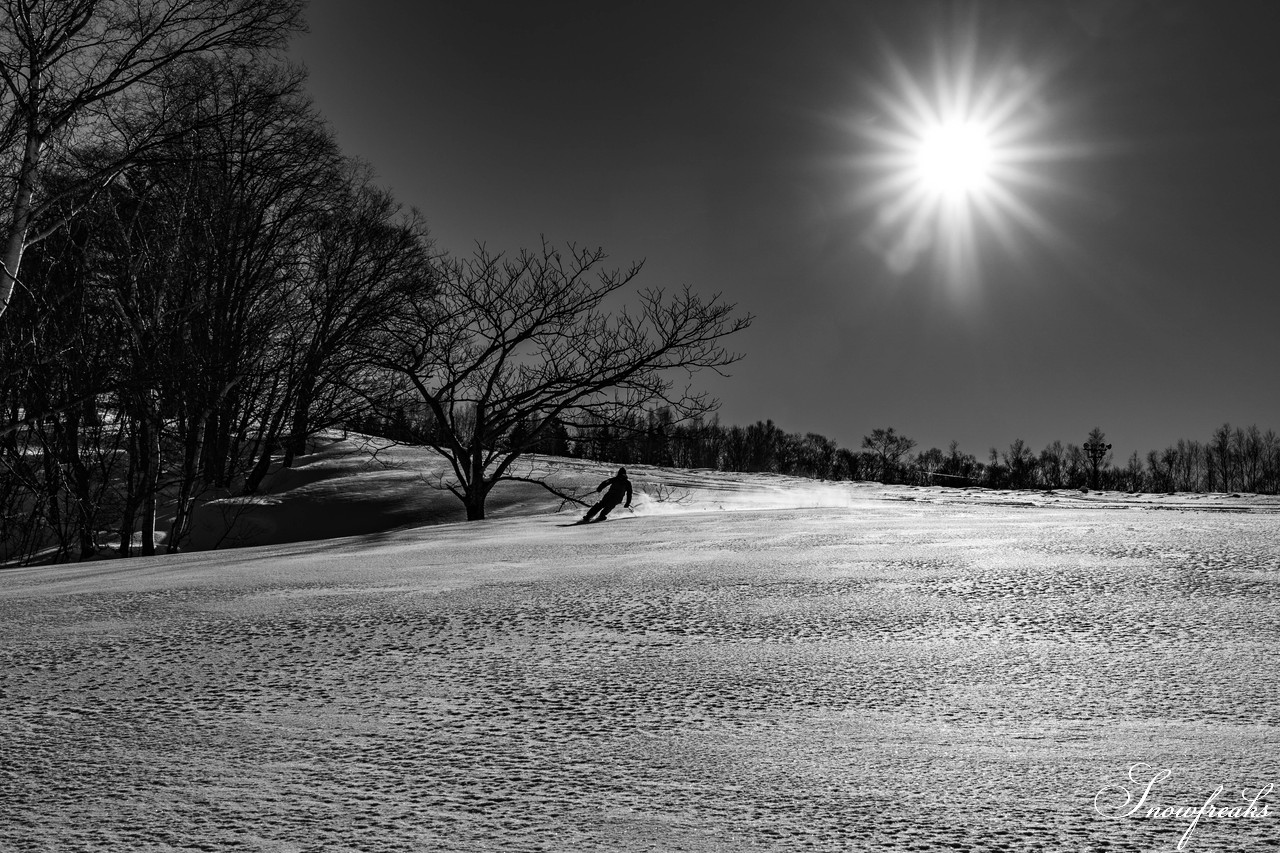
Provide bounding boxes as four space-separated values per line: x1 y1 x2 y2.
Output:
850 18 1082 289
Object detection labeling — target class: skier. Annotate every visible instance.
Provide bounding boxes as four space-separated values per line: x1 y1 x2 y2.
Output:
582 467 632 522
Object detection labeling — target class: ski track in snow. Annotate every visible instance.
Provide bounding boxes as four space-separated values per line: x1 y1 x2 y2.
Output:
2 503 1279 851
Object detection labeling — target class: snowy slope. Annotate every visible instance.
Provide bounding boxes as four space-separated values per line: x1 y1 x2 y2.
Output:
3 440 1279 851
185 434 1280 551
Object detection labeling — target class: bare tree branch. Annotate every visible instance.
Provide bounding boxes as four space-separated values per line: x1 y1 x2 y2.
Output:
0 0 305 321
372 239 752 521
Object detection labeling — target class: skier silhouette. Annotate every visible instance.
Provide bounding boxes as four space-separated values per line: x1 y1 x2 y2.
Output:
583 467 632 522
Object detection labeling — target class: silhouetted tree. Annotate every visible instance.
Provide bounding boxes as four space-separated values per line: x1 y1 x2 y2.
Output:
721 424 749 472
743 419 781 472
1147 446 1176 493
833 447 860 480
862 427 916 484
1063 443 1086 489
935 440 978 486
1003 438 1036 489
1208 423 1235 492
1084 427 1112 489
1122 451 1145 492
983 447 1007 489
1237 424 1263 493
1038 440 1065 489
1262 430 1280 495
248 165 433 488
797 432 838 479
914 447 944 485
670 414 723 470
378 241 751 520
1171 439 1203 492
0 0 305 323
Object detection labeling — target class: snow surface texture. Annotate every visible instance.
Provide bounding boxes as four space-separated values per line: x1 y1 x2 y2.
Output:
3 444 1279 851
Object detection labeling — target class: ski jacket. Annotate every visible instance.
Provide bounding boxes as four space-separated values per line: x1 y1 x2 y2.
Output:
596 475 632 506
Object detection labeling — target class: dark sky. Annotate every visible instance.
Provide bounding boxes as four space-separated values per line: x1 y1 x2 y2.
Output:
290 0 1280 462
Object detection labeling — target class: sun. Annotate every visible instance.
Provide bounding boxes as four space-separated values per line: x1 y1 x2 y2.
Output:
848 16 1079 288
915 121 994 198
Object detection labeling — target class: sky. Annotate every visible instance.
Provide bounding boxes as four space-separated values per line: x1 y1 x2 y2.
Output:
289 0 1280 463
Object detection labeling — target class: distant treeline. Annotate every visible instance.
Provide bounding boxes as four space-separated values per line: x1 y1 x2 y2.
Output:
412 409 1278 496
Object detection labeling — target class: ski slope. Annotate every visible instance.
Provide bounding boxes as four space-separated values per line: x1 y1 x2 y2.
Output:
3 439 1278 851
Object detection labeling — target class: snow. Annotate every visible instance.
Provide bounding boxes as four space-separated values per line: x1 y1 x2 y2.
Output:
3 438 1279 851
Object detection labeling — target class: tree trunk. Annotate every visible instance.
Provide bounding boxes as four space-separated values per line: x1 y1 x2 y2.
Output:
119 424 139 557
282 384 314 469
244 398 292 493
0 129 43 321
464 491 486 521
41 435 69 562
226 392 256 488
464 404 488 520
168 409 208 553
61 408 99 560
138 414 160 557
202 404 236 489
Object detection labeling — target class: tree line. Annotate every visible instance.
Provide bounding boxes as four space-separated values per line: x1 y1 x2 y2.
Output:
1 1 749 564
551 415 1280 496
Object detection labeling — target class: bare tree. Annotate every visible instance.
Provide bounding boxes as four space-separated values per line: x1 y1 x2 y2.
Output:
797 431 838 479
1123 450 1145 492
1063 442 1086 488
1262 429 1280 495
1003 438 1035 489
743 419 782 472
378 241 751 520
239 164 433 494
0 0 304 322
1170 438 1200 492
1238 424 1263 493
1209 423 1234 492
721 424 749 472
914 446 944 485
862 427 916 484
107 58 335 550
1038 440 1065 489
934 439 977 486
1147 446 1176 493
1084 427 1112 489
